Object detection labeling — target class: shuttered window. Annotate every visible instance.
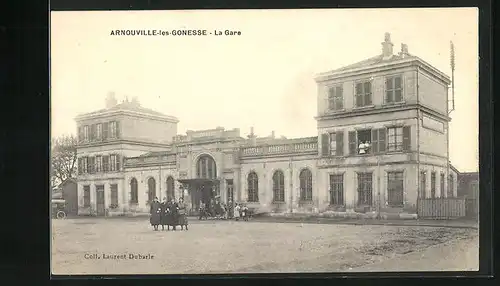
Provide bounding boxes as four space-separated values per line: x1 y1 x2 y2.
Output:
103 122 109 140
379 128 386 152
83 185 91 207
78 158 83 175
321 133 329 156
348 131 357 155
328 86 344 111
102 155 109 172
355 81 372 107
336 131 344 156
386 75 403 103
387 127 403 151
402 126 411 151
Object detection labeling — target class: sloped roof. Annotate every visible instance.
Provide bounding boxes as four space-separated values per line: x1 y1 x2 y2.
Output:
328 53 416 74
82 101 167 117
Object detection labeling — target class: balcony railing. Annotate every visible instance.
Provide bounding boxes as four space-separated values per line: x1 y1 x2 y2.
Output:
240 137 318 157
124 154 176 166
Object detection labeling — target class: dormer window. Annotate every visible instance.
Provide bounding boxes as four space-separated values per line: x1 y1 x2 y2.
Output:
355 81 372 107
328 85 343 111
386 75 403 103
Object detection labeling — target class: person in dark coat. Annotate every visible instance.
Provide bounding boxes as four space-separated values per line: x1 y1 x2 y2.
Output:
160 197 168 231
177 197 188 230
168 198 179 231
149 197 161 231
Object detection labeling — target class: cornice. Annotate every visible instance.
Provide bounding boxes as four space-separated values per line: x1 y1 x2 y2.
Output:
77 139 173 149
315 58 450 85
75 109 179 123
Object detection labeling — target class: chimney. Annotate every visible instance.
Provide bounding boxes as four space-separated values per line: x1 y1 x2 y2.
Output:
131 96 140 106
250 127 254 137
105 91 117 108
381 32 394 60
271 131 275 138
400 43 409 58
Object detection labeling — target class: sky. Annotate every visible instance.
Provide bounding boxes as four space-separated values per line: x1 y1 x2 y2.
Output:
50 8 479 172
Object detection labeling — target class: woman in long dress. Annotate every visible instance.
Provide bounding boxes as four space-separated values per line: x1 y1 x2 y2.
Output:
177 197 188 230
234 203 241 221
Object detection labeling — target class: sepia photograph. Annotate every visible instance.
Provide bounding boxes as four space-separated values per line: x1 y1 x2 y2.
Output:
50 8 479 275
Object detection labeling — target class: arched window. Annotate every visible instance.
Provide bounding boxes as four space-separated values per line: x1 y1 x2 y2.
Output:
130 178 138 204
273 170 285 202
196 155 217 179
147 177 156 203
299 169 313 201
166 176 175 201
247 172 259 202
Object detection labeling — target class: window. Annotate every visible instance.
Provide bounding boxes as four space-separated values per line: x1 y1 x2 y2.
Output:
102 155 109 172
147 177 156 204
110 121 118 138
356 129 372 155
329 174 344 206
385 75 403 103
328 86 343 111
90 124 96 141
166 176 175 201
430 172 436 198
130 178 138 204
110 184 118 207
103 122 109 140
440 173 445 197
387 171 404 207
196 155 217 179
387 127 403 151
83 126 89 142
355 81 372 107
247 172 259 202
371 128 386 154
448 174 454 197
81 157 88 173
88 157 95 174
299 169 313 201
322 132 344 157
95 156 102 173
109 154 120 171
419 171 426 198
96 123 102 140
83 185 90 207
357 173 373 206
272 170 285 202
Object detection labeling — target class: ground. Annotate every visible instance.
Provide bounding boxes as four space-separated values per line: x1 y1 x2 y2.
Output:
51 217 479 275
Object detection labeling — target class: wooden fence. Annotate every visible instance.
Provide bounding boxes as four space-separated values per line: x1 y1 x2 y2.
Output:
417 198 466 219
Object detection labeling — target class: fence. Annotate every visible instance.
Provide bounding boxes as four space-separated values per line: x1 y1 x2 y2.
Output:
417 198 466 219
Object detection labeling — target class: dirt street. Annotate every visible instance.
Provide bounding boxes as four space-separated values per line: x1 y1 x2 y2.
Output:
51 218 478 274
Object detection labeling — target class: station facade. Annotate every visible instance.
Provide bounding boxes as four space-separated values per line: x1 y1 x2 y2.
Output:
75 33 458 217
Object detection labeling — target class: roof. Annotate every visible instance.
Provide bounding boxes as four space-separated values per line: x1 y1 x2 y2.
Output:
139 151 173 157
76 101 178 122
328 53 416 73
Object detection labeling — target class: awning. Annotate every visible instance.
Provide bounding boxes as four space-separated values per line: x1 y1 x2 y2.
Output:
176 178 220 185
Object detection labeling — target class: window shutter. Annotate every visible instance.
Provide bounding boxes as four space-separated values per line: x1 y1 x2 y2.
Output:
348 131 356 155
90 124 95 141
403 126 411 151
371 129 379 153
378 128 386 152
336 131 344 156
321 133 329 156
103 122 108 140
78 158 82 175
115 121 121 138
116 154 121 171
102 155 109 172
78 127 83 143
336 86 344 110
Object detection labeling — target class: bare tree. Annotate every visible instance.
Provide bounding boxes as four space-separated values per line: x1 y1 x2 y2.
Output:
51 134 78 187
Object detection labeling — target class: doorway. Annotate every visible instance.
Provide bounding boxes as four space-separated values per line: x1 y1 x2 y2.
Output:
95 185 105 216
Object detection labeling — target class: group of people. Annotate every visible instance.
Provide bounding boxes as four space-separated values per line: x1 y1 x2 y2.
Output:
233 202 250 221
149 197 188 231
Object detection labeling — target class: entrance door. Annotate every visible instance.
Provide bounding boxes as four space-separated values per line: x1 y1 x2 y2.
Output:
95 185 105 216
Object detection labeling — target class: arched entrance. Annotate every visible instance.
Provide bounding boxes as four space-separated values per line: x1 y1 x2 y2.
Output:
178 154 219 215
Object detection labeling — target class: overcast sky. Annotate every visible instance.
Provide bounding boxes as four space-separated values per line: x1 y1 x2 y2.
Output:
50 8 478 172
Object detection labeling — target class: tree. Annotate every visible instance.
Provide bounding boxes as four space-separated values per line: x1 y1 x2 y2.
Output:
51 134 78 187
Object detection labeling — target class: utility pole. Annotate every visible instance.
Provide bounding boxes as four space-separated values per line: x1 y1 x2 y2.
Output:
447 41 456 198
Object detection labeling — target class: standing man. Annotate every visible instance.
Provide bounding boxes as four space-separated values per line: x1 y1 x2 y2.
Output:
177 197 188 230
149 197 161 231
